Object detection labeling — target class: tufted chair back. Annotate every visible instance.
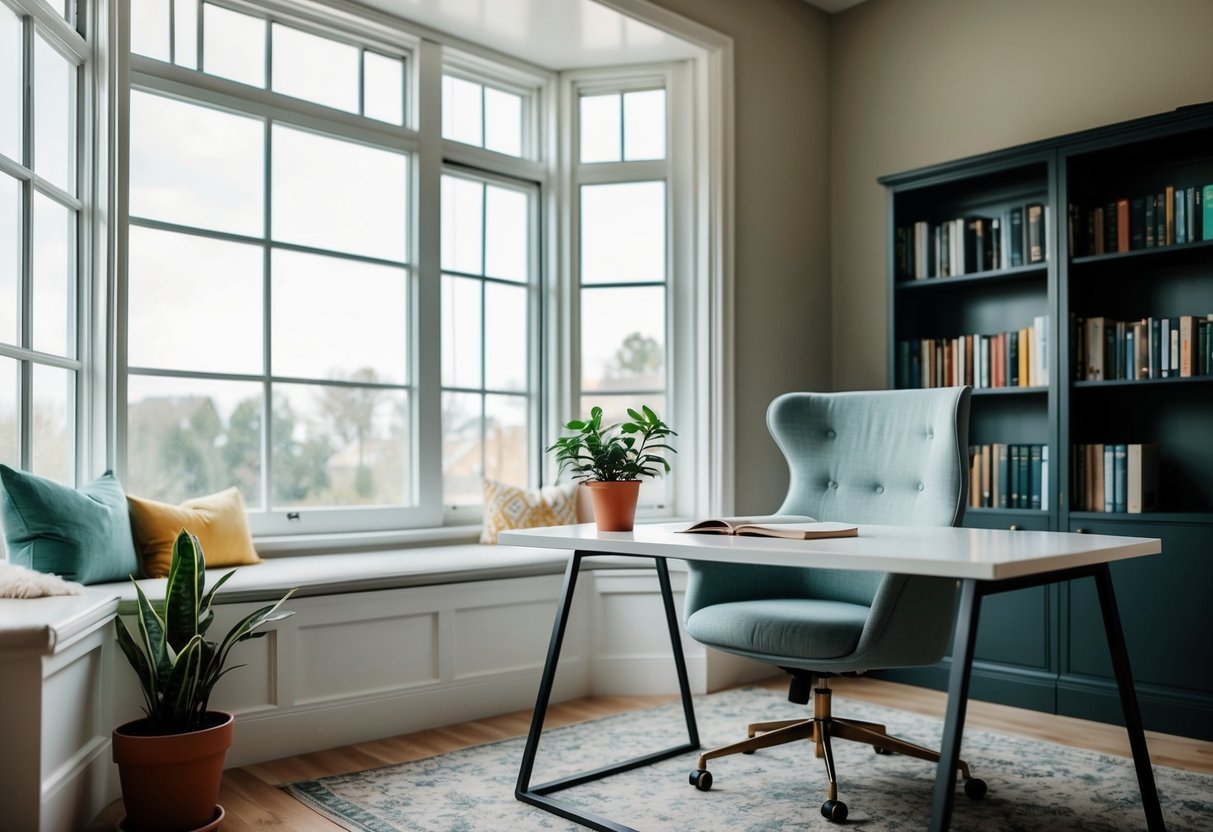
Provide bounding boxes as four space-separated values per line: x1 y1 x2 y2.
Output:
683 387 971 648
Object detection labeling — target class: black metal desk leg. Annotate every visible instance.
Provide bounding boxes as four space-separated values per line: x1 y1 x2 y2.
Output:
655 557 700 747
516 551 584 796
930 578 982 832
1094 565 1167 831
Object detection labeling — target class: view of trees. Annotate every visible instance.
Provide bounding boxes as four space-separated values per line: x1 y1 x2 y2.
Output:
126 368 408 508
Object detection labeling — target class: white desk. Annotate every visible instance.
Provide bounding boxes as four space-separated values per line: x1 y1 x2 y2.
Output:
500 522 1166 832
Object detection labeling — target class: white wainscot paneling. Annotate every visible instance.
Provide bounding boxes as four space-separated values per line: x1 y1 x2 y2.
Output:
296 612 438 704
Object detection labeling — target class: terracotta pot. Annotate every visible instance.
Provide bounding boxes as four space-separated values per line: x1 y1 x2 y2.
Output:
584 481 641 531
112 711 234 832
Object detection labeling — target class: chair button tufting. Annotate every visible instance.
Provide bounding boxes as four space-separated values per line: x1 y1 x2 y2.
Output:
875 485 884 494
826 429 836 439
917 482 925 491
927 429 934 438
828 480 837 489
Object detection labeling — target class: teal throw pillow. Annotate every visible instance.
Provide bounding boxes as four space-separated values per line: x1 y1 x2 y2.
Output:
0 465 140 585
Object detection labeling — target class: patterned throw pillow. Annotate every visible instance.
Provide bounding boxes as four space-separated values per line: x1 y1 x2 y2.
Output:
480 479 579 544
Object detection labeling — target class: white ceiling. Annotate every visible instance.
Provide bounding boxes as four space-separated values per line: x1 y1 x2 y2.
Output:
358 0 705 70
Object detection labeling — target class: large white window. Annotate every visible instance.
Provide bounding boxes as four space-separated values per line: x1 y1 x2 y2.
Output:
125 9 419 534
573 79 674 510
1 0 729 548
0 2 87 486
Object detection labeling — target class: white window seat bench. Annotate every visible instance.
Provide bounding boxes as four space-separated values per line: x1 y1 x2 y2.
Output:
0 541 770 831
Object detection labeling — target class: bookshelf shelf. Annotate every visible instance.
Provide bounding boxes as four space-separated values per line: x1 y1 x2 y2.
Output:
1070 237 1213 267
893 263 1047 291
881 102 1213 741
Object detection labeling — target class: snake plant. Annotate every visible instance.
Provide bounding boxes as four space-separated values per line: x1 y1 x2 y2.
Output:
115 529 295 733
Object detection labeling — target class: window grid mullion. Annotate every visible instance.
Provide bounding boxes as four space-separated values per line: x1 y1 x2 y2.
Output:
261 112 273 512
169 0 176 65
18 12 31 469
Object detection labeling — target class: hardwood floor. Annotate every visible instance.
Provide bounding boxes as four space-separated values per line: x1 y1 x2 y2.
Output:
87 677 1213 831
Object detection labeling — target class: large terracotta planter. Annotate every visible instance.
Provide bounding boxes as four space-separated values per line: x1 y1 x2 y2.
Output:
584 481 641 531
112 711 234 832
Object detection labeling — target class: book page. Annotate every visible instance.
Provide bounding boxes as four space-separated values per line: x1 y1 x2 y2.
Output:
680 515 818 534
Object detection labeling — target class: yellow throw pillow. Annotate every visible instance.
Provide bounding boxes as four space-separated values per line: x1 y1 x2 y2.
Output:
480 479 579 544
127 487 260 578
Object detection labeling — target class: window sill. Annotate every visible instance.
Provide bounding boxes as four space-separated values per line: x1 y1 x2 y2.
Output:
253 524 482 557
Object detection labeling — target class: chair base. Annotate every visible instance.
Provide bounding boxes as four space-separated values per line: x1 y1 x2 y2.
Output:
689 681 986 821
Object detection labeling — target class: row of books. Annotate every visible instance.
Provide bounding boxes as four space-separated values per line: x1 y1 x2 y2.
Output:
1071 443 1158 514
1075 314 1213 381
1068 185 1211 257
895 202 1047 280
968 444 1048 510
897 316 1049 390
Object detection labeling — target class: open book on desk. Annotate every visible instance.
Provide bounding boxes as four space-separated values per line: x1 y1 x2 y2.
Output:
679 515 859 540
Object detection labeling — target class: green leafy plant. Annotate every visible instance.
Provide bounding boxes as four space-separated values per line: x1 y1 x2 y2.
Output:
547 405 676 482
115 529 295 734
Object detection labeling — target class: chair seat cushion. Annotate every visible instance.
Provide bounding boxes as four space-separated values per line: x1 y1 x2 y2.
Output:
685 598 869 661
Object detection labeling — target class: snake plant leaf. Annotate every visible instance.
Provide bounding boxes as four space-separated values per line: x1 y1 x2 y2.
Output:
162 634 205 729
115 617 157 716
132 580 172 686
165 530 203 653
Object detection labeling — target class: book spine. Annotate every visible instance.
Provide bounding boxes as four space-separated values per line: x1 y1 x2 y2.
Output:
1187 186 1197 243
1030 444 1043 511
1170 317 1179 377
1103 444 1114 512
1116 197 1130 252
1113 443 1127 513
1145 196 1156 247
1009 445 1021 509
1179 315 1196 377
1130 196 1145 250
1176 188 1187 245
1204 185 1213 241
1127 443 1159 514
1017 444 1029 511
1086 317 1105 380
1160 318 1171 378
1041 445 1049 512
1008 207 1024 266
994 443 1007 509
1150 317 1161 379
1008 331 1019 387
1106 319 1120 381
1027 203 1045 263
1194 186 1203 242
1165 185 1175 245
1156 192 1166 247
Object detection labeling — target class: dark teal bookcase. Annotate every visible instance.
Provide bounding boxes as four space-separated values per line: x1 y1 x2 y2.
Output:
878 103 1213 741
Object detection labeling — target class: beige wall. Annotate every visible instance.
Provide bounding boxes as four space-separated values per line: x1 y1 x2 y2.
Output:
830 0 1213 391
653 0 832 512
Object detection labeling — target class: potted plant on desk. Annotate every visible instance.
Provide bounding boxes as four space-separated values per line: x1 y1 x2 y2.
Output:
547 404 676 531
112 529 295 832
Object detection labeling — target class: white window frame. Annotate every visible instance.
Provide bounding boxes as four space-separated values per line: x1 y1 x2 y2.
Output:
0 0 96 500
102 0 734 549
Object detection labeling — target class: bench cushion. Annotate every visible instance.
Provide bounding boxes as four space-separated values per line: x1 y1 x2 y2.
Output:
103 545 645 611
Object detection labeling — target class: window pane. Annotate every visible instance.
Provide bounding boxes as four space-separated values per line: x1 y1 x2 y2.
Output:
130 0 171 61
484 282 526 391
127 375 263 507
0 174 18 344
580 285 665 391
442 391 481 506
175 0 199 69
441 275 481 389
483 87 521 157
484 394 526 484
128 226 263 373
31 363 73 483
580 181 665 284
273 382 409 508
202 3 265 88
31 192 74 357
0 7 22 162
440 175 482 275
442 75 481 147
33 32 75 194
272 24 358 113
272 124 407 262
579 93 620 163
0 357 17 466
129 91 264 235
484 185 526 281
363 51 403 126
271 250 407 384
624 89 665 161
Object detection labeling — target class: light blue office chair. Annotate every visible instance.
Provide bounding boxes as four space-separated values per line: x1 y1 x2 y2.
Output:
684 387 985 823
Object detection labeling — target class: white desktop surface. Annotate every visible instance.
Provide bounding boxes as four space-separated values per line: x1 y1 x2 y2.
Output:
498 522 1161 581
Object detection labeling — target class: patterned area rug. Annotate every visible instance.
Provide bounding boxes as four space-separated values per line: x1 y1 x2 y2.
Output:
283 687 1213 831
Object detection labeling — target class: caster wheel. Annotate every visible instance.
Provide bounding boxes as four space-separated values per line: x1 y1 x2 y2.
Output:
689 769 713 791
873 746 892 755
821 799 848 823
963 778 988 800
742 749 755 755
